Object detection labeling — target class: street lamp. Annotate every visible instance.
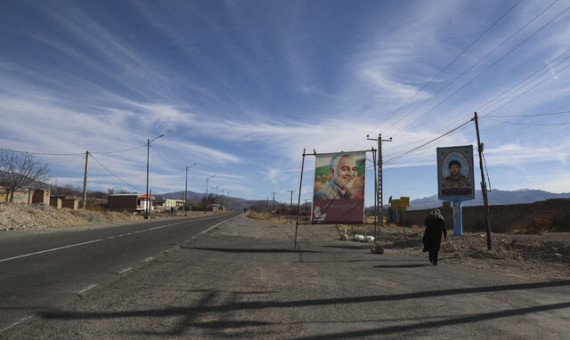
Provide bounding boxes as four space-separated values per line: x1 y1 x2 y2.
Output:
145 133 164 219
216 184 223 207
185 163 197 216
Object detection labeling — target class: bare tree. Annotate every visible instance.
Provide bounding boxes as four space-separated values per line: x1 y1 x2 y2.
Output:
0 149 50 202
60 184 81 197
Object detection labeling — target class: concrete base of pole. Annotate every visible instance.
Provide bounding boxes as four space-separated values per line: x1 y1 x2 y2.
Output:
370 243 384 254
453 200 463 236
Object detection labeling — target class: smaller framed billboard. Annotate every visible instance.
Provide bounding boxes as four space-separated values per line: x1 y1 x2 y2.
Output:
437 145 475 201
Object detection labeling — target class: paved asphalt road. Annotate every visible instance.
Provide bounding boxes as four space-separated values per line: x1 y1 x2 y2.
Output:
0 211 240 334
2 213 569 339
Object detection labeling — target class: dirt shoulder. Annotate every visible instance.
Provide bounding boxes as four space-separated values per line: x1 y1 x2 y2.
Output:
375 226 570 281
250 213 570 281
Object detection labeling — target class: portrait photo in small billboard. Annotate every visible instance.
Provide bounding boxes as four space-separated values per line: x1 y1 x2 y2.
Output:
312 151 366 224
437 145 475 200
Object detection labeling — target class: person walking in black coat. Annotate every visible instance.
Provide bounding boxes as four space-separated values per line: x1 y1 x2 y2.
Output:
423 209 447 265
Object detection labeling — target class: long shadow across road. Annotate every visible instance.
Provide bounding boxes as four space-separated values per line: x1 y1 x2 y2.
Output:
38 280 570 337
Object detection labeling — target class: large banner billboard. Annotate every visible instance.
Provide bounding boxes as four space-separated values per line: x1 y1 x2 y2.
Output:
437 145 475 201
312 151 366 224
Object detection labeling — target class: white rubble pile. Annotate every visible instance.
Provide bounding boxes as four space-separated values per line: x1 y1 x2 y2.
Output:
353 234 375 243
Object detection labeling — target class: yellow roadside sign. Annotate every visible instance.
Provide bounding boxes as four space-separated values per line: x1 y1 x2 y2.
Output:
391 199 400 209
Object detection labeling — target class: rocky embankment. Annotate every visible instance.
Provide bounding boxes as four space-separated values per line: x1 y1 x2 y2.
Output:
0 203 141 231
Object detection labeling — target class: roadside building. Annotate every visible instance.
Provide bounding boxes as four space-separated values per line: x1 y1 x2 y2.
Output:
0 187 50 205
164 199 177 209
207 203 223 212
107 194 155 212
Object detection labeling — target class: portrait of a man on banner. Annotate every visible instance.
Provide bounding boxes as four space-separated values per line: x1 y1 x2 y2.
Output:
312 151 366 224
437 145 475 200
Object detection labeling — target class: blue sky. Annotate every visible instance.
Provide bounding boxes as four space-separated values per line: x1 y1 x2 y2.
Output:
1 0 569 206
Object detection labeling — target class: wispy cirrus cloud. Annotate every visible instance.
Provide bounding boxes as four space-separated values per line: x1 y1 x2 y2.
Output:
2 0 570 202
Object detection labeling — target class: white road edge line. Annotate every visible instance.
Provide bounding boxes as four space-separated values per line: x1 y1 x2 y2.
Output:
0 314 34 334
196 215 240 237
118 267 133 275
77 284 99 295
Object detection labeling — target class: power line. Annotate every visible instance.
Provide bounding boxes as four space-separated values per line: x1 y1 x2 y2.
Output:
383 107 570 165
384 118 473 164
393 1 570 137
150 145 177 169
4 144 147 157
90 144 147 154
488 110 570 118
476 48 570 115
350 1 566 159
482 63 570 118
485 117 570 126
350 0 524 151
385 0 533 137
479 56 570 117
3 148 85 157
350 1 567 157
89 153 142 192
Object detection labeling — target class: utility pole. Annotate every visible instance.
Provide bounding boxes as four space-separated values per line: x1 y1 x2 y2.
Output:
146 139 150 219
185 166 188 216
367 134 392 228
287 190 296 214
474 112 492 250
145 134 164 219
82 151 89 209
272 192 276 212
294 148 307 248
185 164 196 216
368 134 392 254
205 175 215 196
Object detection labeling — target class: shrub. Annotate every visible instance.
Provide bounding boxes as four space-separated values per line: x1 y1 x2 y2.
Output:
509 215 556 234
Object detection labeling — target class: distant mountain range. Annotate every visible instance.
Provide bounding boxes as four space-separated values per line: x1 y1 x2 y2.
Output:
159 189 570 211
407 189 570 210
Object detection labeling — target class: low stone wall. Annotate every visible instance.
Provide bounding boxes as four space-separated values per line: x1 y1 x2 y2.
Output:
62 199 78 210
402 199 570 233
50 197 62 209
